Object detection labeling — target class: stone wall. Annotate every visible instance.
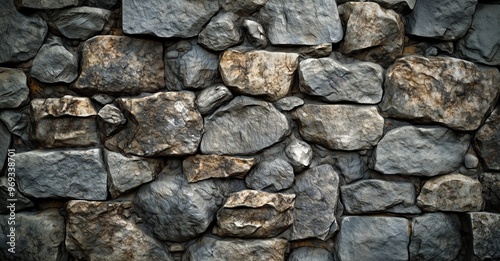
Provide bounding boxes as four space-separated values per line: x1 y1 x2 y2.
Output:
0 0 499 260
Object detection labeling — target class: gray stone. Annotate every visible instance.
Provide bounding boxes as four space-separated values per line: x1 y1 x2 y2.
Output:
299 58 383 104
15 148 107 200
183 154 255 183
0 121 11 172
292 104 384 150
0 175 34 214
92 94 114 105
15 0 78 9
73 36 165 95
97 104 126 136
288 247 334 261
122 0 219 38
201 96 290 155
410 213 462 261
335 216 409 261
337 0 415 12
242 19 268 48
165 40 220 91
0 209 67 261
199 12 242 51
417 173 483 212
380 56 500 131
468 212 500 260
195 85 233 115
258 0 343 45
31 37 78 83
51 7 112 40
310 145 365 184
297 43 333 58
66 201 173 261
0 107 30 142
465 154 479 169
0 68 28 109
285 139 312 170
105 92 203 157
374 125 471 176
474 107 500 171
480 173 500 212
220 0 266 15
245 158 294 192
274 97 304 112
83 0 118 9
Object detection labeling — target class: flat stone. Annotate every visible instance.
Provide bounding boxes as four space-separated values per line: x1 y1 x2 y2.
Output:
337 0 415 12
220 0 266 15
374 125 471 176
242 19 268 48
201 96 290 155
288 247 334 261
66 201 173 261
97 104 126 136
31 37 78 83
380 55 500 131
15 0 79 9
219 50 298 101
105 92 203 157
51 7 112 40
0 175 33 214
467 212 500 260
183 154 255 183
474 107 500 170
292 104 384 150
274 97 304 112
73 36 165 95
245 158 294 192
199 12 242 51
195 85 233 115
480 173 500 212
92 94 114 105
0 68 29 109
417 173 483 212
258 0 343 45
299 58 383 104
310 146 365 184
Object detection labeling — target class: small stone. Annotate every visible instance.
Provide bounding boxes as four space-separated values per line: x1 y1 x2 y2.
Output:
92 94 114 105
285 139 312 169
15 0 79 9
97 104 126 136
199 12 242 51
0 175 34 213
183 154 255 183
288 247 334 261
51 7 112 40
245 158 295 192
242 19 268 47
220 0 266 15
480 173 500 212
31 37 78 83
0 68 29 109
298 43 333 58
196 85 233 115
474 107 500 171
274 97 304 112
465 154 479 169
467 212 500 260
310 146 365 184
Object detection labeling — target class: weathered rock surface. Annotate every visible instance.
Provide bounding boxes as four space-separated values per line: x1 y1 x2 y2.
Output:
311 146 365 184
299 58 383 104
285 139 312 170
338 2 404 67
288 247 334 261
0 68 28 109
97 104 126 136
221 0 266 15
292 104 384 150
66 201 173 261
219 50 298 101
15 0 78 9
0 175 34 213
1 124 11 174
183 154 255 183
258 0 343 45
15 148 107 200
242 19 268 47
335 216 410 261
417 174 483 212
380 56 500 131
0 107 30 142
474 107 500 171
201 96 290 155
31 38 78 83
337 0 415 12
199 12 242 51
51 7 112 40
105 92 203 156
274 97 304 112
409 213 462 261
480 173 500 212
374 125 471 176
122 0 219 38
467 212 500 260
245 158 294 192
73 36 165 95
195 85 233 115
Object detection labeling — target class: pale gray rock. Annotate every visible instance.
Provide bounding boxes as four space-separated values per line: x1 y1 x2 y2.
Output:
15 0 78 9
201 96 290 155
195 85 233 115
0 175 34 214
220 0 266 15
310 145 365 184
335 216 409 261
299 58 383 104
0 120 11 172
258 0 343 45
183 154 255 183
92 94 114 105
374 125 471 176
31 38 78 83
285 139 312 169
474 107 500 171
480 173 500 212
242 19 268 47
199 12 242 51
0 68 29 109
465 153 480 169
122 0 219 38
288 247 334 261
97 104 126 136
274 97 304 112
51 7 112 40
467 212 500 260
245 158 295 192
337 0 415 13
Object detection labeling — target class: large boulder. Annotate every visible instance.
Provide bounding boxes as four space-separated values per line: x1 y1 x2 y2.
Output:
474 106 500 171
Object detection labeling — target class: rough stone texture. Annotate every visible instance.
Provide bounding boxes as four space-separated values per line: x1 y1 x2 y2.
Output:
104 150 163 198
409 213 462 261
474 107 500 171
183 154 255 183
201 96 290 155
337 0 415 12
199 12 242 51
258 0 343 45
31 96 99 148
165 40 220 90
31 37 78 83
335 216 410 261
97 104 126 136
417 174 483 212
0 68 29 109
299 58 384 104
311 145 365 184
0 0 48 64
374 125 471 176
221 0 266 15
183 237 288 261
288 247 334 261
292 104 384 150
0 107 30 142
219 50 298 101
66 201 173 261
0 209 67 261
468 212 500 260
73 36 165 95
380 56 500 131
51 7 112 40
213 190 295 238
339 2 404 67
0 175 34 214
195 85 233 115
245 158 294 192
285 139 312 170
341 179 419 214
105 92 203 157
480 173 500 212
122 0 219 38
15 0 78 9
0 121 11 172
14 148 107 200
242 19 268 48
274 97 304 112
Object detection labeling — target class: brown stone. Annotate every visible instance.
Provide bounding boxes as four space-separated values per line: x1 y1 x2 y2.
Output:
183 155 255 183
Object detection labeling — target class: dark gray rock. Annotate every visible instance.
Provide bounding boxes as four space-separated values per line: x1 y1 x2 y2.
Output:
31 37 78 83
467 212 500 260
258 0 343 45
0 121 11 172
245 158 294 192
480 173 500 212
288 247 334 261
199 12 242 51
285 139 312 170
374 125 471 176
83 0 118 9
0 175 34 214
51 7 112 40
15 0 78 9
0 107 30 142
242 19 268 48
92 94 114 105
274 97 304 112
220 0 266 15
195 85 233 115
0 68 28 109
122 0 219 38
310 145 365 184
337 0 415 13
474 106 500 171
15 148 107 200
97 104 126 136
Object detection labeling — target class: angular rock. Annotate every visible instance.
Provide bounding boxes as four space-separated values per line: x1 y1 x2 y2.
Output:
31 96 99 148
201 96 290 155
380 56 500 131
335 216 410 261
97 104 126 136
105 92 203 157
183 154 255 183
292 104 384 150
31 37 78 83
213 190 295 238
245 158 294 192
338 2 404 67
285 139 312 169
474 107 500 170
15 0 78 9
258 0 343 45
299 58 383 104
122 0 219 38
66 201 173 261
480 173 500 212
0 68 29 109
274 96 304 112
374 125 471 176
51 7 112 40
297 43 334 58
92 94 114 105
410 213 462 261
337 0 415 13
221 0 266 15
219 50 298 101
310 146 365 184
417 174 483 212
288 247 334 261
195 85 233 115
468 212 500 260
242 19 268 48
199 12 242 51
0 107 30 142
0 121 11 172
0 175 34 213
73 36 165 95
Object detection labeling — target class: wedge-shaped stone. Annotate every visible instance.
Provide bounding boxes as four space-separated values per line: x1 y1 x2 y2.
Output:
183 155 255 183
